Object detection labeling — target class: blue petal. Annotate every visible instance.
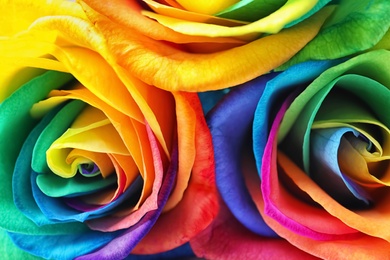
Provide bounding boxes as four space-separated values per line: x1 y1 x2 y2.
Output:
311 127 371 206
207 72 278 237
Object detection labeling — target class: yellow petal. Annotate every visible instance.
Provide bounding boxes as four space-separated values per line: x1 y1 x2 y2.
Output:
47 105 131 178
162 92 196 211
143 0 319 37
142 0 247 26
30 15 172 158
0 0 86 37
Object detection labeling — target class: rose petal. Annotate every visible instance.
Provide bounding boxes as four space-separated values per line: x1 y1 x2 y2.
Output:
191 200 318 260
207 72 279 236
253 59 342 172
278 144 390 243
46 110 131 178
0 0 86 37
175 0 239 15
238 127 390 260
261 92 359 240
253 155 390 259
277 0 390 70
271 152 390 259
310 128 371 205
130 243 195 259
215 0 286 22
190 142 320 259
31 100 85 175
13 101 86 230
280 74 390 179
142 0 247 26
32 172 142 222
132 92 218 254
0 230 36 259
8 229 119 260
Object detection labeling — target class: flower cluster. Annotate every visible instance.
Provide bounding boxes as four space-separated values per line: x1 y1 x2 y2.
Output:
1 0 390 259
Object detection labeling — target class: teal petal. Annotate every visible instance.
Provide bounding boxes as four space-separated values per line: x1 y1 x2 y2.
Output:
37 172 117 198
0 230 41 259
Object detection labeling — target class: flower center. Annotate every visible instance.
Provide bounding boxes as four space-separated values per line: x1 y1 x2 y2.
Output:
78 163 101 177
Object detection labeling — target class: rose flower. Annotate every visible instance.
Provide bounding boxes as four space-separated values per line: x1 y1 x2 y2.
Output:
0 0 217 259
197 49 390 259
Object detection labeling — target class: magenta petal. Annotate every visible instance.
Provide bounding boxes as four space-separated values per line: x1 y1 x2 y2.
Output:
191 199 318 260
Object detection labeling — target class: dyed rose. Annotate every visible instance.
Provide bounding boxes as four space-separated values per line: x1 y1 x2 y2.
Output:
78 0 390 92
0 0 217 259
196 49 390 259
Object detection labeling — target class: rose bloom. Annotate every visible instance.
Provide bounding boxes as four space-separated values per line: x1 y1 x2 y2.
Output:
196 49 390 259
79 0 389 92
0 0 217 259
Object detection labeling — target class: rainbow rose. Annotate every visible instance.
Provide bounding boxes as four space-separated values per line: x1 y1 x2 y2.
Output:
0 0 217 259
79 0 389 92
197 49 390 259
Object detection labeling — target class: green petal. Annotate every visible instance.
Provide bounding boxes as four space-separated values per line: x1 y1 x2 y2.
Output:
369 28 390 51
216 0 286 22
278 50 390 172
0 71 87 234
277 0 390 70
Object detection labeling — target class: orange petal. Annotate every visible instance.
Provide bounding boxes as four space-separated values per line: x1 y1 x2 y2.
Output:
133 93 218 253
80 2 333 92
243 148 390 259
80 0 244 44
278 151 390 243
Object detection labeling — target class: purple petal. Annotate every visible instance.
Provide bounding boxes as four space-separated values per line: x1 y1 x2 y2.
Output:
207 73 279 237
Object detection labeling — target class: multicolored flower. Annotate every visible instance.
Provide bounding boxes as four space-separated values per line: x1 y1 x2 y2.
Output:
0 0 217 258
202 49 390 259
